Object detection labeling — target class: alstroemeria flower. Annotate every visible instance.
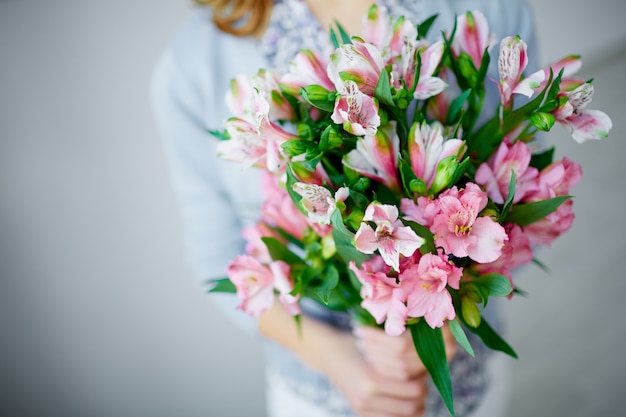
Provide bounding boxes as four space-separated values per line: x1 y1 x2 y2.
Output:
226 255 276 316
527 157 582 200
400 40 447 100
403 251 463 329
408 121 465 188
242 222 282 264
217 89 297 172
538 55 583 91
343 121 401 191
451 10 496 69
225 75 256 121
349 258 409 336
270 261 301 316
552 82 612 143
354 203 424 271
523 199 575 246
280 49 335 96
497 36 545 106
429 183 508 263
261 173 310 240
475 140 539 204
328 38 385 95
474 224 533 281
292 183 349 224
331 81 381 136
518 157 581 246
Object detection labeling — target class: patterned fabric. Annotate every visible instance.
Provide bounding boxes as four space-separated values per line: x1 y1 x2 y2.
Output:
258 1 491 415
261 0 426 70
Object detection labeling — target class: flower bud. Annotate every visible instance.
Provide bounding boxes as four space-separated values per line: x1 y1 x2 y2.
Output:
530 112 556 132
461 295 482 328
321 234 337 259
429 155 459 195
301 85 335 112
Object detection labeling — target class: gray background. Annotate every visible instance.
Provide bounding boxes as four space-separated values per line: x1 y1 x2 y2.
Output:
0 0 624 416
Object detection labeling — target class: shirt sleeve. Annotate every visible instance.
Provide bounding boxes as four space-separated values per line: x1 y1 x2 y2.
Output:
150 17 257 333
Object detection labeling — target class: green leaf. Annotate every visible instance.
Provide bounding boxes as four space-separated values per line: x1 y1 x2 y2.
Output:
449 319 475 357
529 147 554 171
410 321 455 416
374 69 395 108
207 129 230 141
261 237 304 265
401 219 437 254
417 14 439 39
498 170 516 223
532 257 551 274
329 28 340 49
314 264 340 304
446 88 472 125
208 278 236 293
281 139 316 157
330 210 369 266
463 317 518 358
398 156 420 197
448 156 471 188
504 196 572 226
333 19 352 44
471 273 513 298
285 163 308 216
301 85 335 112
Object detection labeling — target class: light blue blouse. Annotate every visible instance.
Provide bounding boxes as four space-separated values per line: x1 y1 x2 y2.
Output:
151 1 538 415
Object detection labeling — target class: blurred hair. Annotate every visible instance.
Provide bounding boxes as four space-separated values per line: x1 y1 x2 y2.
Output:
194 0 273 37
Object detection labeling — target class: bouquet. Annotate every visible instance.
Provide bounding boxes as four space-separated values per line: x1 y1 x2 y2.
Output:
210 5 612 415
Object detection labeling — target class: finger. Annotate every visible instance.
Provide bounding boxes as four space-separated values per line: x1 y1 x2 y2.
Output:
374 374 428 400
362 350 426 380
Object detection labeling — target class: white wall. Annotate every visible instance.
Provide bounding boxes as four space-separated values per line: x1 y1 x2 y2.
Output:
1 1 624 416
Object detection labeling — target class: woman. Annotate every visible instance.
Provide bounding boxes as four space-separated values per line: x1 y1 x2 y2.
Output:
151 1 538 415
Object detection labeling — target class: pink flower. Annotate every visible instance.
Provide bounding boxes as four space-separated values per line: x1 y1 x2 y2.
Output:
226 256 299 317
354 203 424 271
225 75 255 121
342 121 401 191
497 36 545 106
518 158 581 247
400 196 440 227
451 10 496 69
292 182 349 225
349 258 409 336
226 255 276 317
331 81 381 136
474 224 533 280
226 71 295 123
241 222 282 264
522 200 575 246
538 55 583 90
270 261 301 316
362 4 417 63
402 251 463 329
217 90 297 172
430 184 508 263
553 83 612 143
328 39 385 95
281 49 335 96
527 157 582 200
408 121 465 188
252 69 296 121
400 40 447 100
475 141 539 204
261 173 310 240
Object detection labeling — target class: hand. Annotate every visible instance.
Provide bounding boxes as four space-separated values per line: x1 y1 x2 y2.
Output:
354 324 457 381
323 331 428 417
